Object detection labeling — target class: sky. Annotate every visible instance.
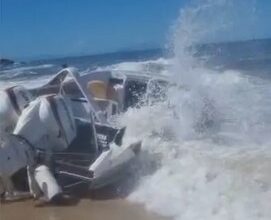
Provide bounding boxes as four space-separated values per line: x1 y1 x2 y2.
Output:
0 0 271 60
0 0 183 59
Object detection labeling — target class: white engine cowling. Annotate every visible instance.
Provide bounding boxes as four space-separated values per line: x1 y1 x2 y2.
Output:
39 95 77 151
13 95 76 152
0 86 33 132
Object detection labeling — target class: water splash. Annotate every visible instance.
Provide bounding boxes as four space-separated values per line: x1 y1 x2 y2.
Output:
125 1 271 219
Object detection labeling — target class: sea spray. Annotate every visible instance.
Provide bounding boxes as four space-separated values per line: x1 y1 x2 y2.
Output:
126 0 271 219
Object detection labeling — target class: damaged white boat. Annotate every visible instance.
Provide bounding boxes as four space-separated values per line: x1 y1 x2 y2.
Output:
0 67 167 202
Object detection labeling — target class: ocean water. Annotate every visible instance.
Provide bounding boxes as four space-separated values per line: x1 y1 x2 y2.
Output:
1 0 271 219
125 1 271 220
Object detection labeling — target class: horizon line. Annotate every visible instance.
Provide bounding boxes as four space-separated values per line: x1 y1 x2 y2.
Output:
4 36 271 62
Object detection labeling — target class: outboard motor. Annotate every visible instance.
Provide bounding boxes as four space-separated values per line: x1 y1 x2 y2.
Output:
0 134 63 201
0 86 33 132
10 95 76 201
39 95 77 151
13 94 76 152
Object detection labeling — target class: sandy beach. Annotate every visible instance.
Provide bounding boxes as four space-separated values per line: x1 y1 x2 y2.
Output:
0 198 166 220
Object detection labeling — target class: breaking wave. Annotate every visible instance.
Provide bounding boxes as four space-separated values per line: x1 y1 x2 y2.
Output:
95 57 171 76
120 0 271 220
0 63 56 89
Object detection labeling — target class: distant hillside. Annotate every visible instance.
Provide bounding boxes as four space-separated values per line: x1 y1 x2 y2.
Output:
0 58 14 67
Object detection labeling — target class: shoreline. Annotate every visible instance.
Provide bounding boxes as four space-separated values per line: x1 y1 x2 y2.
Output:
0 198 167 220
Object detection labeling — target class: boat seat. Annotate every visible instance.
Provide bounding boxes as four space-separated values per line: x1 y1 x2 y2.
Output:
87 80 118 102
87 81 119 117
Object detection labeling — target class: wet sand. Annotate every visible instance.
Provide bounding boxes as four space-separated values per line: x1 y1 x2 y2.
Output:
0 198 166 220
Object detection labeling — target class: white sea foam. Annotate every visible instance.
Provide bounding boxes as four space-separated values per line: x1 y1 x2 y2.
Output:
125 69 271 220
0 63 55 89
121 0 271 220
0 64 55 75
96 57 172 76
0 75 52 89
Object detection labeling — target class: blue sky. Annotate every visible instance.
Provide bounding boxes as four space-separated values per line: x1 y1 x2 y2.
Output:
0 0 271 60
0 0 183 59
